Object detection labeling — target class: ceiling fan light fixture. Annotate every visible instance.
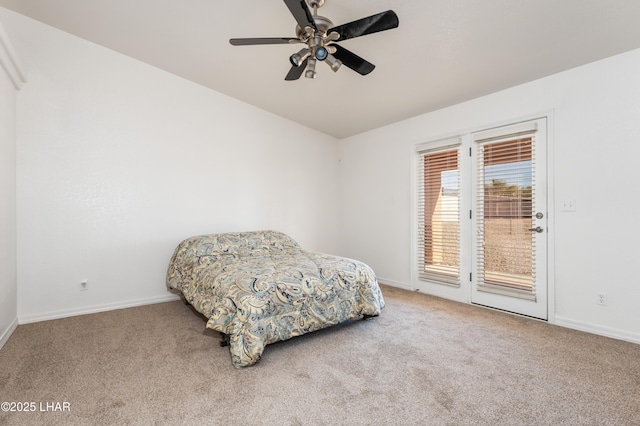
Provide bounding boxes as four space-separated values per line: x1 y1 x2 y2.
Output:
290 48 310 67
314 46 329 61
305 58 317 78
325 54 342 72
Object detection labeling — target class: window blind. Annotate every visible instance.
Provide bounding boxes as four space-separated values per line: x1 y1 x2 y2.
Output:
416 144 460 286
475 134 537 300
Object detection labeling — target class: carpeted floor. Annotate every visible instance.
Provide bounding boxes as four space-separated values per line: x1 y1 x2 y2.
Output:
1 285 639 425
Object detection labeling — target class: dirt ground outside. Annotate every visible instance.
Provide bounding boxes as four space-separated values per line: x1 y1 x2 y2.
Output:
483 218 533 276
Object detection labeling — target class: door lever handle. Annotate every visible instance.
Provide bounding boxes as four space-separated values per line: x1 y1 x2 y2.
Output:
528 226 544 233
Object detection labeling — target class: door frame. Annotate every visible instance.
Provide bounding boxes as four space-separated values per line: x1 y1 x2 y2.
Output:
411 111 555 322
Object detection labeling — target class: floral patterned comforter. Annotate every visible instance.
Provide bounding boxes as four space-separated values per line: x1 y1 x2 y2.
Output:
166 230 385 368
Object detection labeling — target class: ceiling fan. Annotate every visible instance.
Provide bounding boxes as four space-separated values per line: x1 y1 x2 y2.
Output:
229 0 399 80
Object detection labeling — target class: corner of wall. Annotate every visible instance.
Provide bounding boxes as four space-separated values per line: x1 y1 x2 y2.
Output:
0 17 25 351
0 318 18 350
0 19 27 89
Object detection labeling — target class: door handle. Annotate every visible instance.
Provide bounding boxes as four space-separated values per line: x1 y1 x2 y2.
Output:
528 226 544 233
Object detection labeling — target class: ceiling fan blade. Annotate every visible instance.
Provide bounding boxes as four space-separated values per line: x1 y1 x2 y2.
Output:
328 10 399 41
285 58 308 81
283 0 317 32
230 38 299 46
332 44 375 75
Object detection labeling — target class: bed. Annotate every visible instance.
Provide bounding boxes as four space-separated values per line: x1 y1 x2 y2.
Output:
166 230 385 368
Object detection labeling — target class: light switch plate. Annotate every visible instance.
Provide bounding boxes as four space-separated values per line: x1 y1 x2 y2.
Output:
560 200 576 212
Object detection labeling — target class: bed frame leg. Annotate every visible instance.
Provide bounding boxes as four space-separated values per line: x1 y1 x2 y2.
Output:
219 333 230 347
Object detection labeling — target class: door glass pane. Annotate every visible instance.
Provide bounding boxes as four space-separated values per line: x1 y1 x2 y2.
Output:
419 149 460 285
480 137 534 293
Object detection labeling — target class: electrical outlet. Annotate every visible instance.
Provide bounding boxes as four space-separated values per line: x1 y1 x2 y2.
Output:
560 200 576 212
80 280 88 291
596 291 607 306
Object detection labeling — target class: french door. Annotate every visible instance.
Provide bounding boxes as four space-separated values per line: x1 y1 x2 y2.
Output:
416 118 548 320
470 119 547 319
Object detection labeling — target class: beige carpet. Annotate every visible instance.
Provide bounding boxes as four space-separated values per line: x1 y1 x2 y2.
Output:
1 285 639 425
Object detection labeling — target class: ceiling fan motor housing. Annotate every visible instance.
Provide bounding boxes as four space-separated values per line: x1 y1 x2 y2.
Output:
295 15 333 39
295 12 336 65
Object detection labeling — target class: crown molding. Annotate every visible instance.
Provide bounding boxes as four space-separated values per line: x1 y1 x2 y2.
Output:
0 21 26 90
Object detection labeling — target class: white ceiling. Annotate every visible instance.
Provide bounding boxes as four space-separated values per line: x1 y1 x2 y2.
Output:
1 0 639 139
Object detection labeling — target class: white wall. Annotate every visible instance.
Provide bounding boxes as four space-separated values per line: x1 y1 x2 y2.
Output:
339 48 640 343
0 20 23 348
0 9 341 322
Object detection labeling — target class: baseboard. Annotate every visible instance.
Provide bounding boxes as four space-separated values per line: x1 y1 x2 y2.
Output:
18 293 181 325
0 317 18 351
377 277 412 291
554 316 640 345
